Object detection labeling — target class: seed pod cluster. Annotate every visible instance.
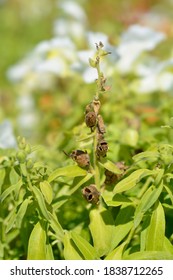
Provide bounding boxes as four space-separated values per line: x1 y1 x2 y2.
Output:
82 184 100 204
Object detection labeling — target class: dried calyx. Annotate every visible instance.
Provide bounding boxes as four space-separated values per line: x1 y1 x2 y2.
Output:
82 184 100 204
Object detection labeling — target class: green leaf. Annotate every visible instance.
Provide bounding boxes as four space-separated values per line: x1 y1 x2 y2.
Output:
10 168 19 185
27 222 47 260
105 241 127 260
146 201 165 251
111 205 134 249
103 192 132 207
99 160 122 174
113 169 154 194
63 231 83 260
46 243 54 260
133 151 159 163
48 212 64 242
5 208 16 233
124 251 173 260
48 165 87 183
89 207 115 257
15 198 31 228
0 168 5 194
163 237 173 254
40 181 53 204
71 231 99 260
134 181 163 228
31 185 50 221
0 179 23 202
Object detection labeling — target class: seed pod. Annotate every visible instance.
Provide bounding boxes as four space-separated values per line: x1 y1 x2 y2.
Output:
93 99 100 115
82 184 100 204
104 161 128 185
96 137 108 158
104 169 119 185
70 150 90 168
85 111 97 129
97 114 106 134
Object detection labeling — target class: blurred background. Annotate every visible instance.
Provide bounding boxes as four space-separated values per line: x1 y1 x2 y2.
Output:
1 0 173 163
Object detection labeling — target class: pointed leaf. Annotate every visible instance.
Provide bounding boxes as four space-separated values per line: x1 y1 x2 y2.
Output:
0 179 23 202
40 181 53 204
31 185 50 221
134 181 163 228
111 205 134 248
16 198 31 228
89 207 115 257
0 168 5 194
27 222 47 260
99 160 122 174
63 231 83 260
105 241 127 260
113 169 154 194
48 212 64 241
146 201 165 251
71 231 99 260
48 165 87 183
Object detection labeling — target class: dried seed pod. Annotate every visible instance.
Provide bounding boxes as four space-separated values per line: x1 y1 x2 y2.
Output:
96 137 108 158
82 184 100 204
85 111 97 129
70 150 90 168
85 103 93 114
104 169 119 185
104 161 128 185
93 99 100 115
97 114 106 134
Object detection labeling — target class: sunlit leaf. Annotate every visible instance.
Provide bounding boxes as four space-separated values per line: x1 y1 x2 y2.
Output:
15 198 31 228
146 201 165 251
27 222 47 260
105 241 127 260
111 205 134 249
0 179 23 202
48 165 87 182
113 169 154 194
134 181 163 228
40 180 53 204
99 159 122 174
71 231 99 260
63 231 83 260
31 185 50 221
89 207 116 257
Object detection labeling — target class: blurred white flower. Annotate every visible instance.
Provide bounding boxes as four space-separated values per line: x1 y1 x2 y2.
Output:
0 120 17 149
7 37 77 87
132 58 173 93
57 0 87 22
116 24 166 73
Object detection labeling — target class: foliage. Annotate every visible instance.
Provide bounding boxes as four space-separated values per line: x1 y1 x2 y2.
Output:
1 0 173 261
1 39 173 260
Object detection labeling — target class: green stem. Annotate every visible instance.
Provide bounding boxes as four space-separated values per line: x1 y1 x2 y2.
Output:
93 130 100 190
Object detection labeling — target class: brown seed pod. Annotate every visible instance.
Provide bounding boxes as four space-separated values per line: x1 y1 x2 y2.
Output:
104 161 128 185
70 150 90 168
96 137 108 158
85 111 97 129
82 184 100 204
97 114 106 134
104 169 119 185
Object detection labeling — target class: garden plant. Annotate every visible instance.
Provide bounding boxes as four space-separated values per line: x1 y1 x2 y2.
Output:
1 39 173 260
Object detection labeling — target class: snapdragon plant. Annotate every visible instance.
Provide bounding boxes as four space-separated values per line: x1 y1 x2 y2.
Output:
1 43 173 260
